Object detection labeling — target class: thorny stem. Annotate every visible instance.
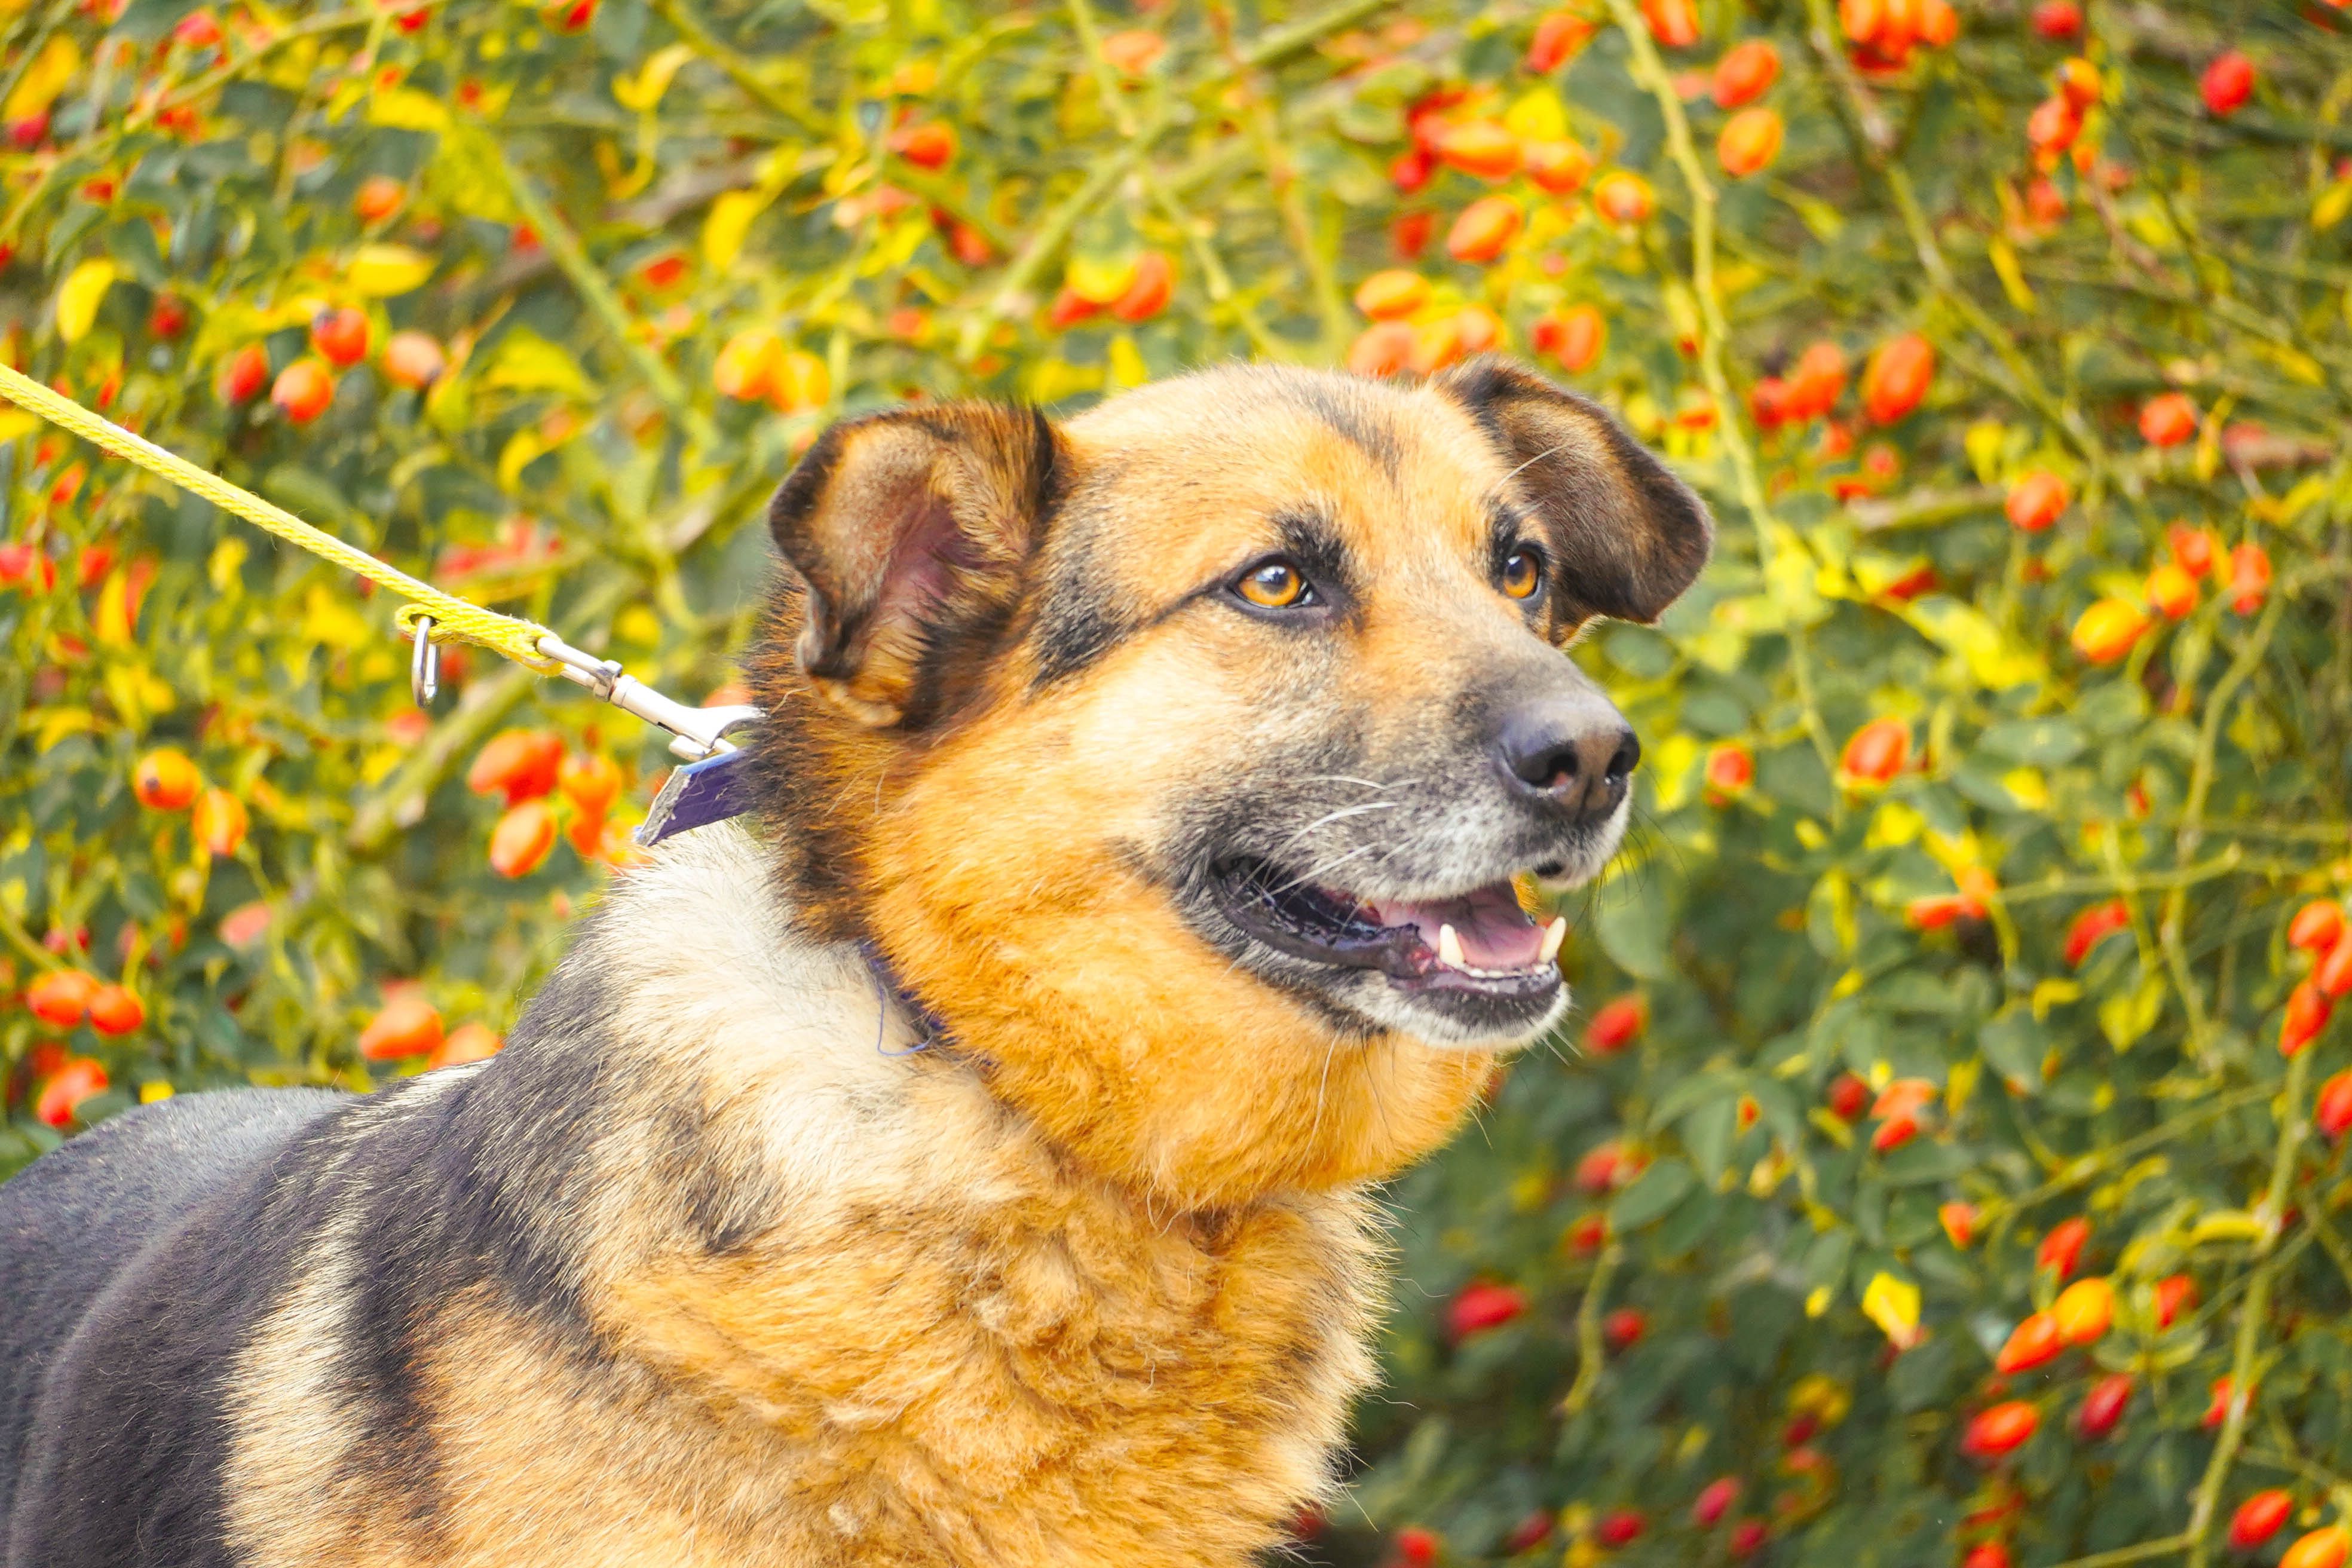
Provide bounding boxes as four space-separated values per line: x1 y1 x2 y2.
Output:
1563 1243 1622 1416
493 154 717 451
2182 1048 2311 1568
1605 0 1838 775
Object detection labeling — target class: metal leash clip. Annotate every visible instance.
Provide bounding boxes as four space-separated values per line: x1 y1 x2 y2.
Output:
534 633 764 762
409 614 439 706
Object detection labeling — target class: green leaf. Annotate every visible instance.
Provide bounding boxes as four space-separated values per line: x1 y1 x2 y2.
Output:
1979 1010 2047 1091
1976 717 2087 766
1610 1158 1698 1230
1596 870 1671 979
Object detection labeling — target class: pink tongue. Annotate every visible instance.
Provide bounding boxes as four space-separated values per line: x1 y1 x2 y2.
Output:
1373 881 1544 968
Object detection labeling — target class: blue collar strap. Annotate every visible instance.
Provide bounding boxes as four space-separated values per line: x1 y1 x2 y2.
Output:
636 748 756 847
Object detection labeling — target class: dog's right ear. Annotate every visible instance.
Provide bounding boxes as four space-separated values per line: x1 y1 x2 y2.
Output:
767 403 1064 728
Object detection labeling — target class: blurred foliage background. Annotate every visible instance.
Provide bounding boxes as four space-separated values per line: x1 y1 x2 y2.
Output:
5 0 2352 1564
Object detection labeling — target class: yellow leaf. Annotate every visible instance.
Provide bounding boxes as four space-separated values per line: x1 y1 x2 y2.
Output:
702 188 770 272
208 537 249 596
1861 1273 1922 1346
496 430 549 491
1065 254 1137 306
55 259 118 345
2188 1209 2265 1245
367 87 452 131
93 567 133 646
2030 978 2082 1018
481 329 594 400
613 43 696 112
2000 768 2049 810
1865 800 1924 850
1987 236 2035 312
3 35 78 122
0 409 36 442
301 583 371 650
2316 180 2352 232
1503 88 1568 142
1803 1285 1832 1318
1106 332 1149 390
346 244 435 297
34 706 94 751
1901 596 2046 690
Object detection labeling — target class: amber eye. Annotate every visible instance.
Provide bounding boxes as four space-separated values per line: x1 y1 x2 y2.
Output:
1501 546 1545 600
1236 558 1315 610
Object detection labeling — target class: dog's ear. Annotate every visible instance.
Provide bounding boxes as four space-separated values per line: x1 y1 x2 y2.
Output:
768 403 1064 727
1437 356 1713 629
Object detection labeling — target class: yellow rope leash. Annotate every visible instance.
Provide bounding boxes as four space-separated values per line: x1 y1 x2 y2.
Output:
0 360 561 673
0 360 762 762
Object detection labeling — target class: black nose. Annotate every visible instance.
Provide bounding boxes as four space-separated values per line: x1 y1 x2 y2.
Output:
1498 697 1640 823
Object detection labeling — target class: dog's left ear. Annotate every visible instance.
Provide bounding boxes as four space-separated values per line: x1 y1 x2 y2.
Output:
768 403 1064 727
1438 356 1713 627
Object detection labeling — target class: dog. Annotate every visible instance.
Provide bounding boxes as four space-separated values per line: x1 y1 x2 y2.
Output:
0 356 1708 1567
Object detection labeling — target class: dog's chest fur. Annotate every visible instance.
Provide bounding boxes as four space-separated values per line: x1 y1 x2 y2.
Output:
221 827 1383 1568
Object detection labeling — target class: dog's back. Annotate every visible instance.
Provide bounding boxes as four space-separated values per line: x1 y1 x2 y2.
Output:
0 1088 342 1564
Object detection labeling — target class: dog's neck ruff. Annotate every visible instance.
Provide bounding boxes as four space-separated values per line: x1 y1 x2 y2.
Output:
860 940 953 1056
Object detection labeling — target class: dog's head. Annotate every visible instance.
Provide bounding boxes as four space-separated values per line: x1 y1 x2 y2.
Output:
747 359 1709 1203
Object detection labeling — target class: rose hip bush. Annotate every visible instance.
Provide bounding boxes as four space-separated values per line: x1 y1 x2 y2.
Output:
1 0 2350 1564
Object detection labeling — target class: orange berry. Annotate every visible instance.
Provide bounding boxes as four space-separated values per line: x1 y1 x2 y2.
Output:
1110 251 1174 322
1353 270 1430 320
428 1020 503 1069
2145 562 2198 620
1100 28 1165 75
2004 470 2068 531
1961 1401 2039 1459
1592 170 1654 225
1527 10 1594 72
1716 107 1784 178
381 330 446 390
2321 933 2352 997
1446 195 1523 263
2284 1528 2351 1568
353 173 405 223
489 799 559 878
133 748 200 810
270 359 333 422
310 306 368 368
2318 1069 2352 1139
1703 741 1753 800
2228 541 2271 614
767 348 829 414
2052 1276 2113 1344
192 787 247 856
1940 1202 1976 1248
1642 0 1700 47
35 1056 108 1127
25 969 99 1028
557 751 623 818
467 730 563 805
2152 1273 2197 1327
86 983 145 1036
1993 1311 2065 1373
1712 40 1781 108
2290 901 2347 953
1838 716 1910 786
1860 333 1934 423
2056 57 2100 109
1347 321 1417 377
359 993 443 1061
2139 391 2198 446
1434 121 1520 181
1521 137 1592 194
2282 979 2332 1056
2038 1216 2091 1276
1532 304 1605 372
713 328 784 402
2071 598 2149 664
890 120 956 170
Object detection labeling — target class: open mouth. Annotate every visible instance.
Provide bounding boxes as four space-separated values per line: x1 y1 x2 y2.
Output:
1210 858 1567 1000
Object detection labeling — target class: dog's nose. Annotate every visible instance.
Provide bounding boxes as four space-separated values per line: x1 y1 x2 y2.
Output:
1497 697 1640 823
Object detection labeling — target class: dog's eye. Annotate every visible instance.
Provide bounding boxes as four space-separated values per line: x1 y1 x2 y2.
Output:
1501 546 1545 601
1235 558 1316 610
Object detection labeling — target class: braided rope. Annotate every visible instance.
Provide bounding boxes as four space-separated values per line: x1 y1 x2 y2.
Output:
0 360 561 673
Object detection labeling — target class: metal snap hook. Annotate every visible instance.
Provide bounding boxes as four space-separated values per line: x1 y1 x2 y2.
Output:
409 615 439 707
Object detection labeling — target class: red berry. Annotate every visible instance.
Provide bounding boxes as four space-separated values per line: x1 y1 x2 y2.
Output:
25 969 99 1028
1447 1281 1526 1340
2152 1273 2197 1328
1693 1477 1741 1528
2031 0 2082 36
35 1056 108 1127
2064 901 2130 967
489 800 559 878
1827 1073 1869 1120
310 307 369 368
1840 716 1910 785
2076 1373 2133 1437
1395 1525 1441 1566
1603 1306 1646 1350
2038 1216 2091 1276
2202 50 2255 117
2319 1071 2352 1140
2282 979 2332 1056
2231 1490 2295 1550
1860 333 1935 423
1994 1311 2064 1373
466 729 564 806
1584 995 1647 1054
2140 391 2198 446
1729 1520 1768 1559
1595 1509 1646 1547
359 993 443 1060
218 342 270 403
1961 1400 2040 1460
147 295 188 339
2320 934 2352 999
1712 40 1780 108
2004 470 2068 531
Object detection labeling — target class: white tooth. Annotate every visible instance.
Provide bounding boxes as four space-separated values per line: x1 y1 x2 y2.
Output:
1540 916 1567 964
1438 923 1465 968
